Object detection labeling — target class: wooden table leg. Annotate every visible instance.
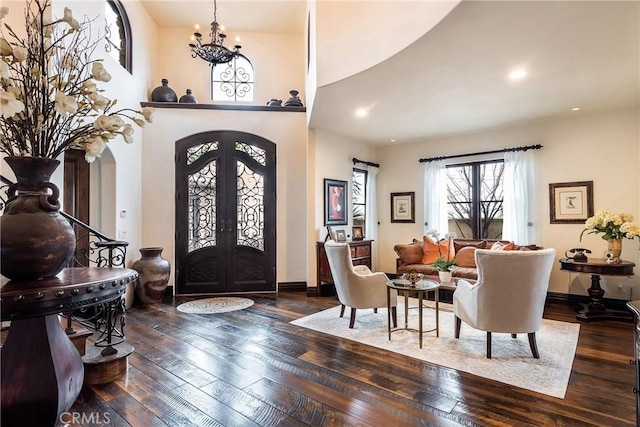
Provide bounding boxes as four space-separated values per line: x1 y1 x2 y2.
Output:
419 291 423 349
577 274 633 322
387 287 391 340
1 315 84 426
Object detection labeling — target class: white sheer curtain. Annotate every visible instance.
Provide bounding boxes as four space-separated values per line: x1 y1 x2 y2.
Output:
502 150 536 244
364 166 379 270
423 160 449 237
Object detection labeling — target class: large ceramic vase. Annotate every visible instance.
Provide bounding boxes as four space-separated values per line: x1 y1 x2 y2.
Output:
132 247 171 304
607 238 623 264
0 157 76 281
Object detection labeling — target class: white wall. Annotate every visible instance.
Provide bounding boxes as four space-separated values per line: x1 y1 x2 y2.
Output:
374 107 640 298
309 128 376 286
315 1 459 87
141 108 308 287
154 27 305 108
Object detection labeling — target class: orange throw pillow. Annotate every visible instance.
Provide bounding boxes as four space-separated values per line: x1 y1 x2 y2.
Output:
490 241 516 251
422 236 455 264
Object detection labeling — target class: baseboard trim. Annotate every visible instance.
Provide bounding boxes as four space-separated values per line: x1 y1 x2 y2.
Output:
546 291 630 311
278 282 307 292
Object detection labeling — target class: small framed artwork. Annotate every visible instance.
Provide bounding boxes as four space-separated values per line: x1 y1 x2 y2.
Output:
549 181 594 224
324 179 348 225
352 226 364 241
390 192 415 223
335 229 347 242
324 226 334 242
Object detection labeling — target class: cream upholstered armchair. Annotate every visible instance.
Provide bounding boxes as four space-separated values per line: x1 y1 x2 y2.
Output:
324 241 398 328
453 248 556 359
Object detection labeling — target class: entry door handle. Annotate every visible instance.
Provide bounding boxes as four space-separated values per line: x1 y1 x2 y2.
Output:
226 219 234 232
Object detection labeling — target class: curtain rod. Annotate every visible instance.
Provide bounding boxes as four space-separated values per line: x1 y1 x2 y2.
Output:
352 158 380 168
419 144 543 163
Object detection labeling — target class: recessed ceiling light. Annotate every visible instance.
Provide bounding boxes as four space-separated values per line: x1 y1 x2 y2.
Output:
509 69 528 80
355 108 368 118
571 107 581 111
390 139 396 143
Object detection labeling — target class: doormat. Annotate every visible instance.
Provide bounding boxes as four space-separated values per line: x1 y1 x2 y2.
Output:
176 297 254 314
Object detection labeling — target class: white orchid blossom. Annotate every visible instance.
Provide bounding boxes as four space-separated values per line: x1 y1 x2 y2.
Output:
12 47 27 62
0 38 11 56
88 92 109 110
0 89 25 118
61 7 80 31
0 60 10 78
91 62 111 82
0 0 153 160
121 124 135 143
141 106 155 123
54 91 78 115
84 136 107 163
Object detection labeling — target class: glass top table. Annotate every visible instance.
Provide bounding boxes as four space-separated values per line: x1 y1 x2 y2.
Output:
386 278 440 348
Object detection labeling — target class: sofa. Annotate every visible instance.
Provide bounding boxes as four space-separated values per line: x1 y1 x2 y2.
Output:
394 238 541 280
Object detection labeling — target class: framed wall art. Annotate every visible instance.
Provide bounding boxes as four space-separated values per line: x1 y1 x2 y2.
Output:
549 181 593 224
335 229 347 242
390 192 415 223
352 226 364 241
324 179 348 225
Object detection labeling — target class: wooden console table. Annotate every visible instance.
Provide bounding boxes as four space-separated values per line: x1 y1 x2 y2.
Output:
1 267 137 427
559 258 635 322
316 240 372 296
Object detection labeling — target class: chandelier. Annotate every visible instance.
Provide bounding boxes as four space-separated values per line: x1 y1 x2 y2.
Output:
188 0 242 65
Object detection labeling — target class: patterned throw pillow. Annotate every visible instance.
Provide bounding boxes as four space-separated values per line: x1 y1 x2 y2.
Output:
422 236 455 264
453 240 486 253
490 241 516 251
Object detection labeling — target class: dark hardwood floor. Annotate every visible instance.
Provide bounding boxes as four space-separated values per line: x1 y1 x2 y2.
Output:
66 291 636 426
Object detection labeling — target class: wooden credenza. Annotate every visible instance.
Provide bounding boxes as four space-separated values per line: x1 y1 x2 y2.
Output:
316 240 372 296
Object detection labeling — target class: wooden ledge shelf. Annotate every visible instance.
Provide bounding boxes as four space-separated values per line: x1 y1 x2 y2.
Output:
140 101 306 113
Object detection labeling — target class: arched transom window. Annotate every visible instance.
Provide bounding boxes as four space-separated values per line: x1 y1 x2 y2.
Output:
210 56 255 102
104 0 132 73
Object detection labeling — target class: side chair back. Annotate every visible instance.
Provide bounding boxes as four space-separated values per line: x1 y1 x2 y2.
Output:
453 248 556 358
324 241 397 328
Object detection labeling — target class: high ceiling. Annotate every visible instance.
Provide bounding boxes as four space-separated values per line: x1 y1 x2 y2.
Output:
141 1 639 146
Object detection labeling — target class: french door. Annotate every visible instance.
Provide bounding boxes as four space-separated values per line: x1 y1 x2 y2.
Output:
175 131 276 294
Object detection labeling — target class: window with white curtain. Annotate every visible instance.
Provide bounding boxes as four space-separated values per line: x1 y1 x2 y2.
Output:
352 168 367 230
446 160 504 239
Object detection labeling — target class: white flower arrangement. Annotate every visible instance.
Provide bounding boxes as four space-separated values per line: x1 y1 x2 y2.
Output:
0 0 154 162
580 209 640 241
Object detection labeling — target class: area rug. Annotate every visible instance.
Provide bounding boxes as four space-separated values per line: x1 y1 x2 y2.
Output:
291 300 579 399
176 297 254 314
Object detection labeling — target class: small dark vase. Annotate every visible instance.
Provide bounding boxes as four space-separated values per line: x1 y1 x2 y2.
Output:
132 247 171 304
284 90 303 107
0 156 76 281
151 78 178 102
179 89 197 104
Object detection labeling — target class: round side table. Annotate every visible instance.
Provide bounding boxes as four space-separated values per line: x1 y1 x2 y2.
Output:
1 267 138 427
386 278 440 348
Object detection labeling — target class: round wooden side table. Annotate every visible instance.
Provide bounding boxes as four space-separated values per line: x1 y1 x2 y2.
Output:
1 267 138 427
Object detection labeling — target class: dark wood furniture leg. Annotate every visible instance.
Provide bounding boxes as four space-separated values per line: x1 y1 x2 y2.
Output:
454 316 461 338
528 332 540 359
349 308 357 328
577 274 633 322
391 306 397 328
340 304 345 318
486 331 492 359
1 315 84 427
